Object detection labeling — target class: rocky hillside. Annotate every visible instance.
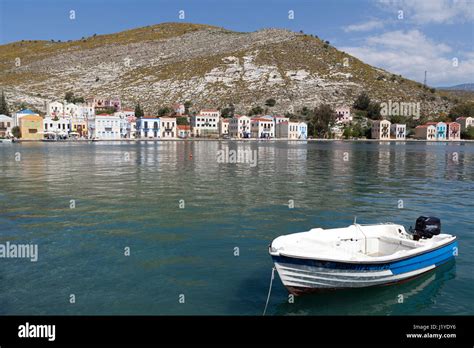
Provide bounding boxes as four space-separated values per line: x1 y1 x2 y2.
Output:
0 22 465 115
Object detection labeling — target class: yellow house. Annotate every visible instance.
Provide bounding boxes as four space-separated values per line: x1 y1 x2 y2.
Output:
71 119 88 137
20 115 43 140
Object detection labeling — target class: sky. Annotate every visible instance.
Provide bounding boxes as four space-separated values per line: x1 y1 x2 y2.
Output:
0 0 473 87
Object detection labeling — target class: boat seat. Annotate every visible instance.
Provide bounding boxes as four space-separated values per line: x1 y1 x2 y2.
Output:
379 235 419 248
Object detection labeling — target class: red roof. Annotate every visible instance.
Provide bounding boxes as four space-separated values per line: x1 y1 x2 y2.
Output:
142 115 159 119
122 108 134 112
177 125 191 130
252 118 273 122
222 118 230 123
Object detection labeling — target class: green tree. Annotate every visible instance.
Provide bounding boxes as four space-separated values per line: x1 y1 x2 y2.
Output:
353 92 371 111
461 127 474 140
65 91 75 103
367 102 382 120
176 117 189 125
184 101 192 115
0 90 10 115
221 103 235 118
134 103 144 118
158 107 171 117
448 102 474 121
310 104 335 138
11 126 20 138
265 98 276 107
248 106 264 116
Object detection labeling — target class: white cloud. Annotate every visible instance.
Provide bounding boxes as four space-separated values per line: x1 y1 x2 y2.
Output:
378 0 474 24
343 20 384 32
340 30 474 86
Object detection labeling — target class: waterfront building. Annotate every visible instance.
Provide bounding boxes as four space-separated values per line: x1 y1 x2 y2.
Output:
371 120 391 140
229 115 251 138
177 125 191 138
426 122 447 140
219 118 230 136
43 116 71 138
136 116 160 138
251 117 274 138
92 113 121 139
12 109 38 127
64 103 79 117
446 122 461 141
0 114 13 137
191 112 219 137
390 124 406 140
297 122 308 139
19 114 43 140
275 121 299 139
456 116 473 131
414 124 436 140
160 117 177 139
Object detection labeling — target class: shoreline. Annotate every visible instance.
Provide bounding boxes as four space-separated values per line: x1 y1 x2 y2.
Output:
9 138 474 144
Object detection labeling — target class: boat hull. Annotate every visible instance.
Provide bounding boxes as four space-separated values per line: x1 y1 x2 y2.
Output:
272 240 457 295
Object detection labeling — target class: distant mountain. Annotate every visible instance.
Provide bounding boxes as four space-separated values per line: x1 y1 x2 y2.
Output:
0 22 468 115
438 83 474 91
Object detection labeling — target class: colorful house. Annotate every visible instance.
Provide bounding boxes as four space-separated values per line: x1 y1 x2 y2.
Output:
20 114 43 140
177 125 191 138
390 123 406 140
371 120 391 140
426 122 447 140
335 106 352 124
414 124 436 140
446 122 461 141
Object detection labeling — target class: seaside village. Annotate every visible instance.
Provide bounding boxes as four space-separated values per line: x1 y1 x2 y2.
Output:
0 97 471 141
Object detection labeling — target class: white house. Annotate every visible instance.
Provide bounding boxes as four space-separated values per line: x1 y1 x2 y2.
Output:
229 115 251 138
191 113 219 137
136 116 160 138
456 116 473 131
390 124 406 140
64 103 79 117
335 106 352 124
297 122 308 139
414 124 436 140
93 114 121 139
0 114 13 137
251 117 274 138
219 118 230 136
43 116 71 138
173 103 186 116
160 117 177 139
46 101 64 117
275 121 299 139
372 120 391 140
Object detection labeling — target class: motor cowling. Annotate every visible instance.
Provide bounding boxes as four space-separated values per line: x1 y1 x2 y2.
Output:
412 216 441 240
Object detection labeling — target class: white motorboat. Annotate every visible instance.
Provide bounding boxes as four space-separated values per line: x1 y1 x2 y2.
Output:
269 216 457 295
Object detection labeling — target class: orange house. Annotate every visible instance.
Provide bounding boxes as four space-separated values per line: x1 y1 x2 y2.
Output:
20 114 43 140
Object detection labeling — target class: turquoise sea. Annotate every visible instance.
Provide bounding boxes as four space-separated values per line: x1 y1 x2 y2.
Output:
0 141 473 315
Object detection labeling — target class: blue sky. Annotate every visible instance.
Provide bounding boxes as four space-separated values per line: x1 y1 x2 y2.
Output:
0 0 473 86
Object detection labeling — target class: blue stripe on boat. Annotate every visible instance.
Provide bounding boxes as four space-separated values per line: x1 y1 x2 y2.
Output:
272 240 457 273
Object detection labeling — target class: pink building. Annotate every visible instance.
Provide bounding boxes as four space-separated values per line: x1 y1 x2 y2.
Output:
446 122 461 140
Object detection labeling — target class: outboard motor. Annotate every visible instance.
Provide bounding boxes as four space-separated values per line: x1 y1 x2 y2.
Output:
410 216 441 240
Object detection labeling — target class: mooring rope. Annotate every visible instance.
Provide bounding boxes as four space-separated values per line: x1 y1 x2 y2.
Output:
263 267 276 316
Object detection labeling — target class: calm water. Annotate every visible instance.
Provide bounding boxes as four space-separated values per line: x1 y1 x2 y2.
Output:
0 140 473 315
